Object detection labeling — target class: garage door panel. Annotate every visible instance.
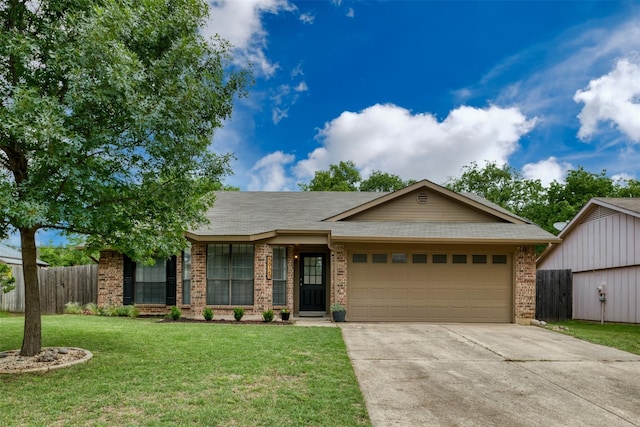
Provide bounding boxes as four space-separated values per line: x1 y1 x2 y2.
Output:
348 250 512 322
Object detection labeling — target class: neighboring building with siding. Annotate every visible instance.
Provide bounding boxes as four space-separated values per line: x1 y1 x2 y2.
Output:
538 198 640 323
98 180 559 323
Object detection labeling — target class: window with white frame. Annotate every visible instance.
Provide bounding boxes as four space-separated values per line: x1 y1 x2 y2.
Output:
182 244 191 305
134 259 167 304
206 244 254 305
272 246 287 306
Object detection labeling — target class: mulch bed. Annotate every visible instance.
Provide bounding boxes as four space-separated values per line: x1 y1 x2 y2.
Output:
158 318 292 325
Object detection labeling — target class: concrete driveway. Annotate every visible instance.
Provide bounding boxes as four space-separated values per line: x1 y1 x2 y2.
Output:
341 323 640 427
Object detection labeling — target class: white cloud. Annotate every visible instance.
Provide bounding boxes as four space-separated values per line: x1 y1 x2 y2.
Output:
522 157 572 187
574 57 640 142
346 7 354 18
203 0 296 77
484 18 640 119
249 151 296 191
299 12 315 24
291 63 304 78
270 82 308 124
294 81 308 92
294 103 536 184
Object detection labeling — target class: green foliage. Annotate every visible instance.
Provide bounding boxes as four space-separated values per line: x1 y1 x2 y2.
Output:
330 303 346 312
360 171 414 192
169 306 182 321
63 302 83 315
300 162 414 192
99 304 138 318
1 0 248 354
262 309 274 323
550 320 640 355
38 238 98 266
83 302 98 315
280 307 290 314
0 316 370 426
0 264 16 294
445 162 640 236
233 307 245 321
299 161 362 191
203 307 214 321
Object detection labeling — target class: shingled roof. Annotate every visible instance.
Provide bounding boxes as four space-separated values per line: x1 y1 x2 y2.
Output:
187 181 559 245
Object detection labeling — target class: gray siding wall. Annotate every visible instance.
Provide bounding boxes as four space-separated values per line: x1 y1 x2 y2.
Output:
539 212 640 271
573 268 640 323
539 210 640 323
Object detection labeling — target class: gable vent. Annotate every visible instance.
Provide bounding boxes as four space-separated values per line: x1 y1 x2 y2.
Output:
416 192 429 204
581 205 617 224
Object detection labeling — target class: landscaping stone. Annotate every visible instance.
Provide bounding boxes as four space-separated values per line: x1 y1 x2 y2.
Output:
58 347 69 354
530 319 541 326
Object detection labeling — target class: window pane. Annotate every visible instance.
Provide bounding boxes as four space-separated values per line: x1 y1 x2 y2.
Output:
372 254 387 263
432 254 447 264
232 244 254 280
273 280 286 306
392 253 408 263
493 255 507 264
273 247 287 305
207 279 229 305
453 254 467 264
352 254 367 263
206 244 255 306
412 254 427 264
134 259 166 304
472 255 487 264
182 246 191 305
207 244 229 278
273 247 287 280
231 280 254 305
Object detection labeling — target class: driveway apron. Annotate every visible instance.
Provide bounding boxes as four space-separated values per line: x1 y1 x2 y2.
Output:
341 323 640 427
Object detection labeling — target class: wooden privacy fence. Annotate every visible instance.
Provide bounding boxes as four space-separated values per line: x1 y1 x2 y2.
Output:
0 264 98 314
536 269 572 322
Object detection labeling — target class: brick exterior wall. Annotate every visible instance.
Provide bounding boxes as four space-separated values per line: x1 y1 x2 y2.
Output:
515 245 536 323
253 244 271 313
98 250 123 307
332 244 347 307
190 242 207 318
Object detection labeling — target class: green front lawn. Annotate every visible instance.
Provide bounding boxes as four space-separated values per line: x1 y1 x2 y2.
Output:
549 320 640 355
0 316 370 426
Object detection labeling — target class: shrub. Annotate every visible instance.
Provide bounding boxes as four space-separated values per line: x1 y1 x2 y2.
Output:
262 309 274 323
97 304 116 316
330 303 346 312
110 305 139 318
233 307 244 321
203 307 213 321
169 306 181 320
83 302 98 315
64 301 83 315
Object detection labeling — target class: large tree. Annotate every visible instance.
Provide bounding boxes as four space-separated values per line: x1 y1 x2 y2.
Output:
1 0 248 355
299 161 414 192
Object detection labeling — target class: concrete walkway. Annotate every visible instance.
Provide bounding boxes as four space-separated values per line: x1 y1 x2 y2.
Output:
341 323 640 427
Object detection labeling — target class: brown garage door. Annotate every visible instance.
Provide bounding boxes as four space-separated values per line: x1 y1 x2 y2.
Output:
348 251 512 322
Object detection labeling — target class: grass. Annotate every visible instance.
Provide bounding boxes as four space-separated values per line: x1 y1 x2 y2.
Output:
0 315 371 426
549 320 640 355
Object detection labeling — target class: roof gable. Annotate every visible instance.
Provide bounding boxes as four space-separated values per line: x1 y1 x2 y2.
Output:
324 180 528 224
558 198 640 239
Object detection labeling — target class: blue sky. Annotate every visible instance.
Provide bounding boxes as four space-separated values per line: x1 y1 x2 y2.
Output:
12 0 640 247
202 0 640 191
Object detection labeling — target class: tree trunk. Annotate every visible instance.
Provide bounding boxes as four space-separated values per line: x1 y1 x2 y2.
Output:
20 227 41 357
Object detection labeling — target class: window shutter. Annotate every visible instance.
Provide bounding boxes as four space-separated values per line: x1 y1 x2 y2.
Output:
123 255 135 305
166 255 177 306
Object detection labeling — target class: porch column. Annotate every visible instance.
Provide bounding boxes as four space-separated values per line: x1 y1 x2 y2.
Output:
286 245 295 310
190 242 207 317
254 244 272 313
515 245 536 324
332 244 348 307
97 250 123 307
